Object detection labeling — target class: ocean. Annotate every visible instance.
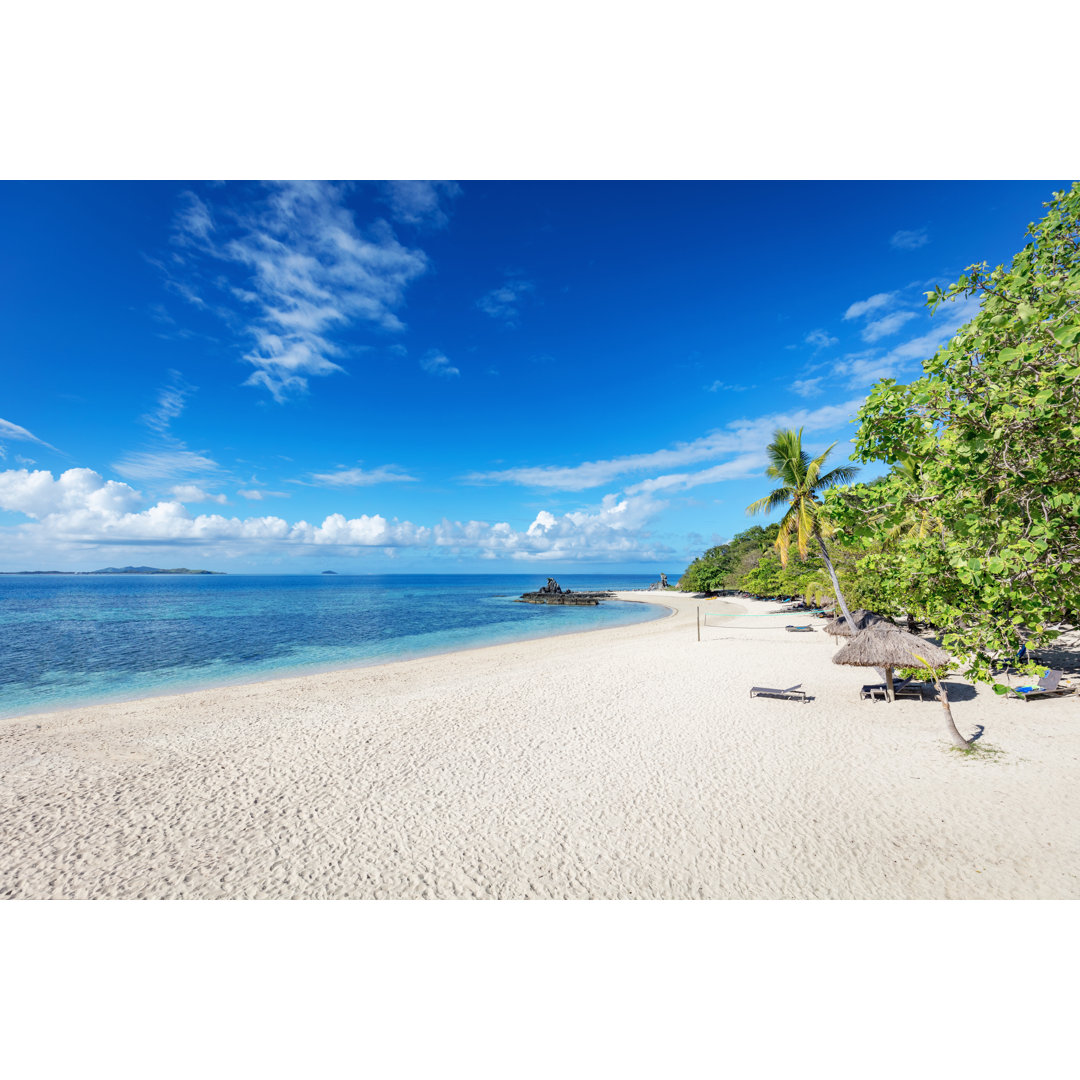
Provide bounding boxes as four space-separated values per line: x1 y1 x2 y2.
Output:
0 574 672 718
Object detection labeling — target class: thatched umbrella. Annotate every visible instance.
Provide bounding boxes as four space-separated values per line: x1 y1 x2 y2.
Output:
824 608 889 639
832 623 968 746
832 622 950 702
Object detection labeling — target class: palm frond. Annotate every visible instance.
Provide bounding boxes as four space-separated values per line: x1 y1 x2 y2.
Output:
746 487 793 516
814 464 859 492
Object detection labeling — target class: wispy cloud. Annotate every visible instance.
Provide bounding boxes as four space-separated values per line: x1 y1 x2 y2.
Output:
477 277 534 325
804 328 837 351
377 181 461 228
420 351 460 378
890 227 929 250
791 378 824 398
860 310 918 343
237 489 289 500
142 370 195 435
307 466 418 487
705 380 752 392
465 399 864 492
168 182 430 401
843 292 896 321
829 293 981 388
112 449 221 482
171 483 227 504
0 418 60 454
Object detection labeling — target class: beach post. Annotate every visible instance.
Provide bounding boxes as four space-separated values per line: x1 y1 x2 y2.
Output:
697 606 700 642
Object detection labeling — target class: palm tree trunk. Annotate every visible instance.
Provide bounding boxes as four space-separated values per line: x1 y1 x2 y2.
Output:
816 535 855 629
929 670 969 747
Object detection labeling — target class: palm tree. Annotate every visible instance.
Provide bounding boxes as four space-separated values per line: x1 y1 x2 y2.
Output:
746 428 858 628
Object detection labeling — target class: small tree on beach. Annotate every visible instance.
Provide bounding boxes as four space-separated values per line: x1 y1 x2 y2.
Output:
746 428 859 626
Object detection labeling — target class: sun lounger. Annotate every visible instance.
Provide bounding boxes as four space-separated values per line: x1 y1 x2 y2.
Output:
750 686 808 703
1006 669 1076 700
785 625 814 632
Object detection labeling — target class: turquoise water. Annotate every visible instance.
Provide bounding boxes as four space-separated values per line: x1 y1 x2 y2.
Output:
0 574 670 718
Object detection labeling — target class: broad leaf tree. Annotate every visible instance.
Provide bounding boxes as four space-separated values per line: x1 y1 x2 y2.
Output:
829 183 1080 686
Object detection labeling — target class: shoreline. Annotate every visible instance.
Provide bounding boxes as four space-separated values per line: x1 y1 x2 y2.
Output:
2 592 1077 899
0 592 672 725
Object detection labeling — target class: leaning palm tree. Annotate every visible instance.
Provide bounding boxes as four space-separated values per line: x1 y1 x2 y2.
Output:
746 428 858 628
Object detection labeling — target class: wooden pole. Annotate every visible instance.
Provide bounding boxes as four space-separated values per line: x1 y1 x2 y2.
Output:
885 666 895 703
697 606 701 642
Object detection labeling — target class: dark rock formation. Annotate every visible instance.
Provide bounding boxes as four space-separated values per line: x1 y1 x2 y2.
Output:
516 577 613 605
647 573 670 591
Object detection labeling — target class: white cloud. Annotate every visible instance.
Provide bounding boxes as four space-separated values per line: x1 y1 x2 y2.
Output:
791 378 824 398
624 452 768 495
307 466 418 487
477 278 534 325
237 489 289 500
378 181 461 228
804 328 837 350
0 468 671 563
420 351 460 378
891 227 929 250
861 310 918 343
705 381 751 393
0 417 60 453
112 449 221 482
830 293 981 388
170 182 429 401
171 484 227 504
465 399 864 491
142 370 195 435
843 292 896 321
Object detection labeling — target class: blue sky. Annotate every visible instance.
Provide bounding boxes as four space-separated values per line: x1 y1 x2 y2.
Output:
0 180 1066 573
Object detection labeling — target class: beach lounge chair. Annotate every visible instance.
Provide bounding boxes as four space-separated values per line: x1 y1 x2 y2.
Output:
750 686 808 703
785 624 814 632
1005 669 1076 700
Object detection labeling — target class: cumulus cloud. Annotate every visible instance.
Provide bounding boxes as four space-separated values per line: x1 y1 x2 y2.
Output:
890 227 929 250
477 278 534 325
377 181 461 228
0 468 672 563
169 182 430 401
465 399 864 492
420 351 460 378
307 466 418 487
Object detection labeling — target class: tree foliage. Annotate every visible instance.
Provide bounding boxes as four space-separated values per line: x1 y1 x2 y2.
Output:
826 183 1080 685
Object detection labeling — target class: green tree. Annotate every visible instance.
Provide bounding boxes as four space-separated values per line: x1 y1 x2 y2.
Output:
830 183 1080 685
746 428 859 626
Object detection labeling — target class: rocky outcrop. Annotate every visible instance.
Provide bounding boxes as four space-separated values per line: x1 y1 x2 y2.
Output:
647 573 670 591
516 577 613 606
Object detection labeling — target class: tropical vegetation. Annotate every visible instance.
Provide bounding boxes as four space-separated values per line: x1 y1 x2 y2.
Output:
680 182 1080 691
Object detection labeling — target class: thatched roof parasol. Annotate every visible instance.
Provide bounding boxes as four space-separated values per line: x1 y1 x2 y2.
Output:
832 622 951 701
824 608 889 638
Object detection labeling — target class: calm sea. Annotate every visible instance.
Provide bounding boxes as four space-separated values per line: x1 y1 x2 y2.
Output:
0 574 672 718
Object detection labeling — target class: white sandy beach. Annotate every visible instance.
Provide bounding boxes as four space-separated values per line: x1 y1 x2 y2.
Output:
1 592 1077 900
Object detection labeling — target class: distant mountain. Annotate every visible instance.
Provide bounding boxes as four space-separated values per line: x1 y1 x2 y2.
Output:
88 566 225 575
1 566 225 575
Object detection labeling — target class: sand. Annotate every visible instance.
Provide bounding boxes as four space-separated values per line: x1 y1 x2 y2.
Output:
1 592 1077 900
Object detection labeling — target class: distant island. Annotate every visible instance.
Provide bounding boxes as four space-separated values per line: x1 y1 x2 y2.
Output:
321 570 339 575
0 566 226 575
